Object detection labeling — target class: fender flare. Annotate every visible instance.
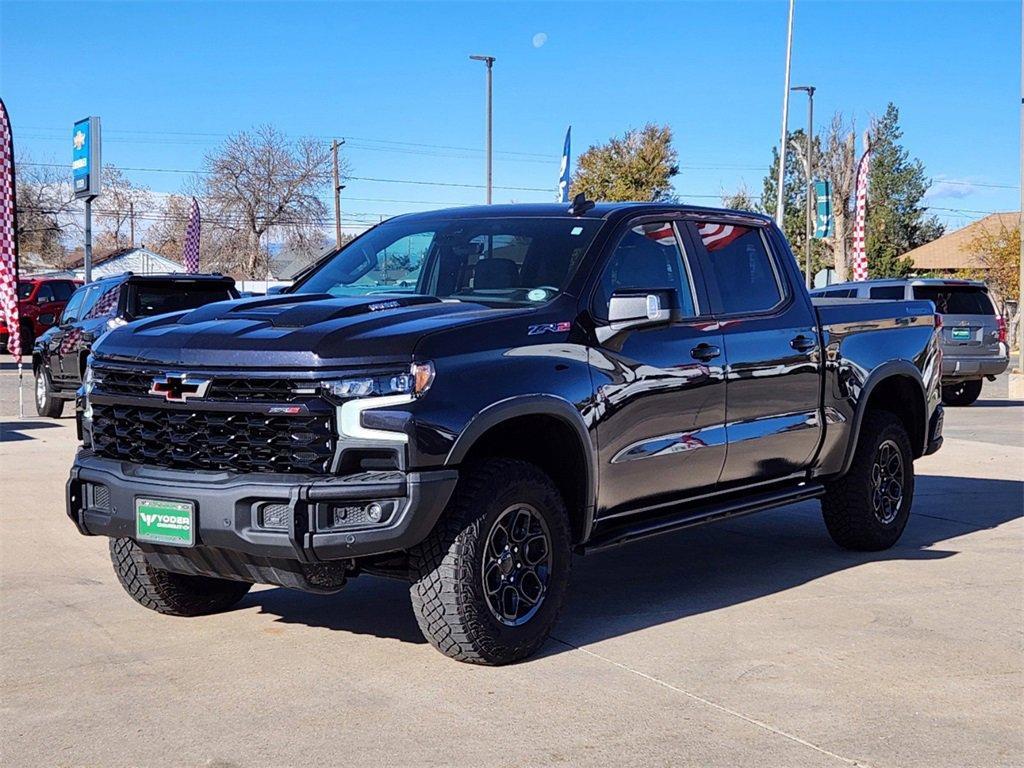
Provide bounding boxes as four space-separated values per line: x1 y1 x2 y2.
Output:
840 360 928 475
446 394 599 542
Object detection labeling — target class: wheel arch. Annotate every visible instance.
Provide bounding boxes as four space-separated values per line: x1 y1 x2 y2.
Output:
841 361 928 475
446 396 598 545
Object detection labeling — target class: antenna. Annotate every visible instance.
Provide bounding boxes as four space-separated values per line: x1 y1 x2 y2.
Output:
568 192 595 216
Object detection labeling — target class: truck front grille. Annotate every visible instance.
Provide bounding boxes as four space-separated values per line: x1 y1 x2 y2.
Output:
91 403 335 474
94 366 310 402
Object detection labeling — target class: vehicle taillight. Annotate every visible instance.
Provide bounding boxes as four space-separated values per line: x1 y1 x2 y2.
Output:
997 316 1007 344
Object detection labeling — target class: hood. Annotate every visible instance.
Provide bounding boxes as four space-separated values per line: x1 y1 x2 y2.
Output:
93 293 521 369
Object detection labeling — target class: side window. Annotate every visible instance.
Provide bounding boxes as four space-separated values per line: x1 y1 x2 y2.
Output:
594 222 696 320
52 282 75 302
60 288 87 324
695 223 783 314
35 283 56 303
869 286 905 300
82 283 122 319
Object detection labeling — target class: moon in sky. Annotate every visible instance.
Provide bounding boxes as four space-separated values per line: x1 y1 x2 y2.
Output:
532 32 548 48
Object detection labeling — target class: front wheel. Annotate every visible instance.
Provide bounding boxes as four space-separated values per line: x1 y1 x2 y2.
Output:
35 369 64 418
408 458 572 665
110 538 252 616
941 379 982 407
821 411 915 551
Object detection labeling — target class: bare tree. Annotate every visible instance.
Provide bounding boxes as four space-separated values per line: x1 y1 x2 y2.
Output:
96 164 153 249
722 183 762 213
817 113 857 281
198 125 337 278
14 154 79 264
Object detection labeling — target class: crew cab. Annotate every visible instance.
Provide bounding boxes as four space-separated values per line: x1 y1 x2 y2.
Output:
0 277 80 354
33 272 237 417
66 202 943 665
811 278 1009 406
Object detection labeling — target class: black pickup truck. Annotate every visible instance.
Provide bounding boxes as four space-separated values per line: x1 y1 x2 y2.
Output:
67 202 943 665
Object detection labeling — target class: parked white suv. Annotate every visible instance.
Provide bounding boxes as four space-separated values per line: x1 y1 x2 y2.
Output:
811 278 1008 406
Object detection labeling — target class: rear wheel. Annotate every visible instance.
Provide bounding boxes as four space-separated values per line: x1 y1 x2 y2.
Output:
941 379 982 407
35 368 64 418
821 411 915 551
109 538 252 616
408 458 572 665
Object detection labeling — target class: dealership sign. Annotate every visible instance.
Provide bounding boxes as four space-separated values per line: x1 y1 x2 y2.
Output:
72 116 101 200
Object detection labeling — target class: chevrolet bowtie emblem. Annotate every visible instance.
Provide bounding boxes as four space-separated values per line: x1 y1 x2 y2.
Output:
149 373 212 402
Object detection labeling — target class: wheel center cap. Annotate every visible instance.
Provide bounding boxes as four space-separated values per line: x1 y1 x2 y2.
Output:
498 551 515 576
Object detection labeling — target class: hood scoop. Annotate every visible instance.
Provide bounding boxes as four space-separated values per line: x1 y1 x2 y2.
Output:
178 293 444 328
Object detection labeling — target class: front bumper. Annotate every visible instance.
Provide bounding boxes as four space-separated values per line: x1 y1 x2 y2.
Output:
67 451 458 566
941 354 1008 382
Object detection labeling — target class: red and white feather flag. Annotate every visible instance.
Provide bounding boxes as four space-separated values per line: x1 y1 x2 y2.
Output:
182 197 201 274
0 97 22 365
851 133 872 281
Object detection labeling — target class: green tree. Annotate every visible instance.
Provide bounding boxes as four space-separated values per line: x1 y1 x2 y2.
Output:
865 103 944 278
571 124 678 202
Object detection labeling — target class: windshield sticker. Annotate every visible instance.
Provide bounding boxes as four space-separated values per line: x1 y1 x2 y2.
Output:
570 226 584 236
527 289 547 302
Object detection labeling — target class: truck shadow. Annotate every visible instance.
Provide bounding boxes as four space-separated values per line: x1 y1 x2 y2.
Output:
244 474 1023 654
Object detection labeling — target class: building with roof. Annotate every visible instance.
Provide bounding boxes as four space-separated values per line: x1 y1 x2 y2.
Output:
47 247 185 281
904 212 1020 274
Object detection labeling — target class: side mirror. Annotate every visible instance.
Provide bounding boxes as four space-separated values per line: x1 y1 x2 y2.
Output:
37 313 56 326
607 290 672 330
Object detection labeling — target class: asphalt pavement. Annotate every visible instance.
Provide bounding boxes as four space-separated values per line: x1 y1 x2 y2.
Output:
1 366 1022 767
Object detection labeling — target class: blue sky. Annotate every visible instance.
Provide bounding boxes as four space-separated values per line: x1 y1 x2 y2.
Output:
1 0 1019 235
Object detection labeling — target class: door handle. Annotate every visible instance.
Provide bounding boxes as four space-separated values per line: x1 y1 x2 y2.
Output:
690 343 721 362
790 334 817 352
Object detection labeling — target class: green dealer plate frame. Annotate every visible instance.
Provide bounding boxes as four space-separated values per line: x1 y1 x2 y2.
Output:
951 327 972 341
135 498 195 547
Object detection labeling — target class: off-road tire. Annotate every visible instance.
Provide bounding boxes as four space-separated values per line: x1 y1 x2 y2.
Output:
941 379 982 407
408 458 572 665
821 411 915 551
34 368 64 418
109 538 252 616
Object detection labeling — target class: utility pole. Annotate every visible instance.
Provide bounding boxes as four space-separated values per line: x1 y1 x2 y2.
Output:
470 55 495 204
774 0 796 227
792 85 815 288
332 139 345 249
129 201 135 248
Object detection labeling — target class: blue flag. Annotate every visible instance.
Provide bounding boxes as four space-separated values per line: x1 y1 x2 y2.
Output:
558 126 571 203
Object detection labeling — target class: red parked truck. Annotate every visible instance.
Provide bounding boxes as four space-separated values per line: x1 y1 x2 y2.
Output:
0 277 81 354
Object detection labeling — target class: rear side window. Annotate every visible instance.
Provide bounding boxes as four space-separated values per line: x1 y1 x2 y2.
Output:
126 282 235 318
913 286 994 315
869 286 905 300
51 281 75 302
695 223 782 314
821 288 857 298
594 222 696 320
35 283 56 303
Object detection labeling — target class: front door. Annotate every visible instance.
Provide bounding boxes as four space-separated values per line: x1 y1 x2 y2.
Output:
590 219 728 517
687 220 822 486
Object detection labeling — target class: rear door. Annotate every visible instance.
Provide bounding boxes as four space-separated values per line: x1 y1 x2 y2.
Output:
913 283 999 357
686 219 822 486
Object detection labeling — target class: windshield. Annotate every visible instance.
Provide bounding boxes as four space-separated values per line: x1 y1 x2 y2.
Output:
17 282 34 300
295 216 603 307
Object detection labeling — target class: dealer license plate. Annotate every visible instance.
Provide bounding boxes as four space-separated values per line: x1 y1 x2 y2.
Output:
135 498 195 547
951 327 972 341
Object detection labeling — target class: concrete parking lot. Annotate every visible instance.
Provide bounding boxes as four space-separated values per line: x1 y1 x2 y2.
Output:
1 366 1021 767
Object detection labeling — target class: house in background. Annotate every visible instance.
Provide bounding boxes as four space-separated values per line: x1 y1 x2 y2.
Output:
43 247 185 281
904 211 1019 275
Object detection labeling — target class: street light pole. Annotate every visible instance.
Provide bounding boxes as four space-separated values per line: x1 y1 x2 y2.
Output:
470 54 495 204
792 85 815 288
332 139 345 248
775 0 796 228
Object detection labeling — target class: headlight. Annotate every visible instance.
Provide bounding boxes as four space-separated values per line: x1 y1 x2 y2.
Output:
82 365 95 422
322 361 435 400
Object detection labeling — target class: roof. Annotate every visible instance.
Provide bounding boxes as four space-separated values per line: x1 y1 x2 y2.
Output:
811 277 987 293
64 247 184 279
391 201 774 224
904 212 1020 270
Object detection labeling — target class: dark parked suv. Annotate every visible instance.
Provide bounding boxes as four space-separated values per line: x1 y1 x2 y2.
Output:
811 278 1009 406
33 273 237 417
67 203 943 664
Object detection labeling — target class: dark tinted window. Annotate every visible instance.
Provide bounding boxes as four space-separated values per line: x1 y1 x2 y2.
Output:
51 281 75 301
821 288 857 298
35 283 56 303
594 222 695 320
126 281 235 318
869 286 905 300
83 283 123 319
17 282 35 300
913 285 995 315
696 223 783 313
